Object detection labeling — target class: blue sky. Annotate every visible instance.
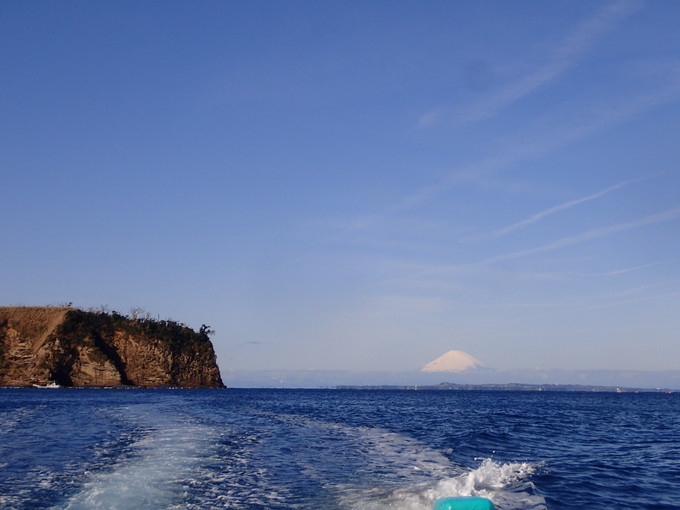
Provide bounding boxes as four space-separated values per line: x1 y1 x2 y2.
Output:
2 1 680 378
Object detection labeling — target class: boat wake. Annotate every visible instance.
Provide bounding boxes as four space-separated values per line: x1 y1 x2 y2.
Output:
1 388 676 510
59 405 218 510
339 457 546 510
28 395 548 510
248 410 546 510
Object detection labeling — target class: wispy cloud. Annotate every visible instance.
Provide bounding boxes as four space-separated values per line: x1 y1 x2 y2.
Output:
574 289 680 313
374 207 680 290
491 302 573 309
326 57 680 244
401 61 680 219
607 258 679 276
493 290 680 333
495 281 679 324
419 0 642 129
478 207 680 267
417 107 446 129
484 177 643 239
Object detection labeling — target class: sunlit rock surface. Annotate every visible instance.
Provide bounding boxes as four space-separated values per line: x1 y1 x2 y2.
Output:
0 307 224 388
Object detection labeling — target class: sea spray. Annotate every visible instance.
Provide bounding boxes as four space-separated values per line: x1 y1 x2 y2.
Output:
340 458 546 510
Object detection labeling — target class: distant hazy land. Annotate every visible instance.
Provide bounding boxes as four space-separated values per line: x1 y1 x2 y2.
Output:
336 382 677 393
223 348 680 390
222 368 680 390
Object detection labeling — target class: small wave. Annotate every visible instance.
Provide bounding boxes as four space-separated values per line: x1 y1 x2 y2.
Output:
0 404 47 436
342 458 547 510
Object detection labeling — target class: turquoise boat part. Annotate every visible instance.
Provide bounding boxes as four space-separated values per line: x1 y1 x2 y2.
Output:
434 497 495 510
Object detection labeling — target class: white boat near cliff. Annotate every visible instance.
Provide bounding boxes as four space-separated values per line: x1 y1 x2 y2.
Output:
32 381 61 389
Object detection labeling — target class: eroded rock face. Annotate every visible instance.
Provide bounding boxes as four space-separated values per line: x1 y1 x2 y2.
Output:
0 307 224 388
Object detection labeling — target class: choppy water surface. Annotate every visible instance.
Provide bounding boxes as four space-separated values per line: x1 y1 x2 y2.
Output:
0 389 678 509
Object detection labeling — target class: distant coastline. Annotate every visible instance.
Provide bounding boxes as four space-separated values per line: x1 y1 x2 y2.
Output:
223 367 680 390
335 382 678 393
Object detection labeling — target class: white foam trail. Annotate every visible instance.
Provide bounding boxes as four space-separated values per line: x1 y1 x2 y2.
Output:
342 458 547 510
59 407 217 510
258 411 459 482
356 426 459 481
253 410 546 509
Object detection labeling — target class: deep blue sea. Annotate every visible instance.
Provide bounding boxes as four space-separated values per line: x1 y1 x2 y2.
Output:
1 389 679 509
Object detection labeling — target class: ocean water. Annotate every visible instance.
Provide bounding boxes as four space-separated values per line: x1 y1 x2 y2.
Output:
0 389 678 509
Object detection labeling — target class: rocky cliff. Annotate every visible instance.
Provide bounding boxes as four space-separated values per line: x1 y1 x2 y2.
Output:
0 307 224 388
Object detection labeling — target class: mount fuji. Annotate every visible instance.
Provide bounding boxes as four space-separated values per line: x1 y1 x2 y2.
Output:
421 350 485 373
